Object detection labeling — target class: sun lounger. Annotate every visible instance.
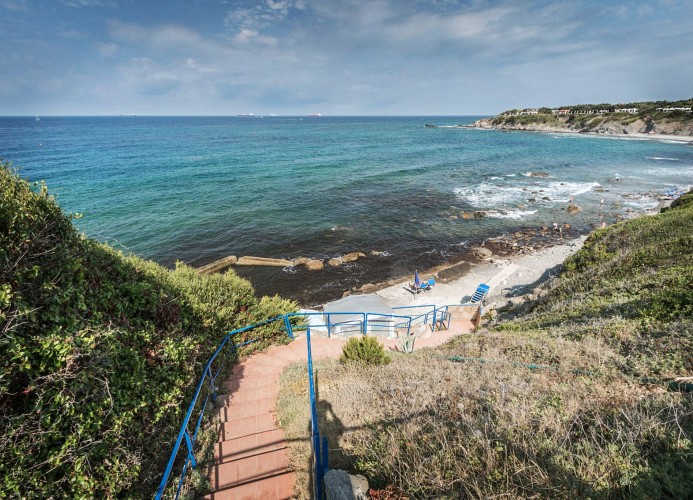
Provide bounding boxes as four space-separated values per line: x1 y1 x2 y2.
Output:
465 283 490 304
403 281 430 294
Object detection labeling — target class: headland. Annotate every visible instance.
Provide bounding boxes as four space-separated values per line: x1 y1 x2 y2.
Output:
469 98 693 141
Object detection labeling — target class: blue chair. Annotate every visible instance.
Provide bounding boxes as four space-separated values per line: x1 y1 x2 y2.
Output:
467 284 490 304
427 278 436 287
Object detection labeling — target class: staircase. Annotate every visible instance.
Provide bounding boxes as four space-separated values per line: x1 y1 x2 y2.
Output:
206 337 345 499
205 320 475 498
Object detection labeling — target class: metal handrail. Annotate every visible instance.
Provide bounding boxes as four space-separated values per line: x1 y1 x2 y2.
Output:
156 304 460 499
287 311 416 337
307 328 329 499
155 315 290 499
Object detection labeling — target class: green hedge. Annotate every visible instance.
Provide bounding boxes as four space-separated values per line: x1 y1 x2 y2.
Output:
0 163 297 497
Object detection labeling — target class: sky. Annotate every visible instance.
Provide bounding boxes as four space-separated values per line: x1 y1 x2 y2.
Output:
0 0 691 115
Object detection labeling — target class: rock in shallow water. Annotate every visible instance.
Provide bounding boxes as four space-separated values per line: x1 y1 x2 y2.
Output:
305 259 324 271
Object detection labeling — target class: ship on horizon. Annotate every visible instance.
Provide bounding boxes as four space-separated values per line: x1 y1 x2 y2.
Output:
307 113 322 117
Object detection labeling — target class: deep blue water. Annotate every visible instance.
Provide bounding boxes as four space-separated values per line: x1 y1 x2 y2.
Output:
2 115 692 304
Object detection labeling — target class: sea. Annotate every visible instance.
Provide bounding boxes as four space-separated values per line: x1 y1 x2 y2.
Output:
2 116 692 305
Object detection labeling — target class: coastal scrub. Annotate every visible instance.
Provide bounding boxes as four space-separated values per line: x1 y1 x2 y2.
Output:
277 192 693 498
0 163 296 497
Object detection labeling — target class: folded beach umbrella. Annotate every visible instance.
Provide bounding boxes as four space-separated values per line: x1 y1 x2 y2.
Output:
414 270 421 288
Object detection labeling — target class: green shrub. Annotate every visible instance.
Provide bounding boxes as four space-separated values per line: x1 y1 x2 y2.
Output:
0 163 297 498
340 336 391 366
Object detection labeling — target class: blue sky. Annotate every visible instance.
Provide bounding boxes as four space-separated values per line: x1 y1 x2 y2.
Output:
1 0 691 115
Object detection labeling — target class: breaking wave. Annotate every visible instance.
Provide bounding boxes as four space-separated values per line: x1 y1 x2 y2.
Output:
454 180 599 208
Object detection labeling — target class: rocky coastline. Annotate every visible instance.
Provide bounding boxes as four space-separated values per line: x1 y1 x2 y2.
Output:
197 191 682 308
470 115 693 141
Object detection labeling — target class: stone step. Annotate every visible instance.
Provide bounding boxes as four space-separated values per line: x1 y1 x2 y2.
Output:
215 428 287 464
209 447 292 495
219 414 278 441
217 397 276 421
205 470 294 500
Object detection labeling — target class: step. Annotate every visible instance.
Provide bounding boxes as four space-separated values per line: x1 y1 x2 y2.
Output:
206 470 294 500
219 413 278 441
210 447 290 491
215 428 287 464
217 397 276 421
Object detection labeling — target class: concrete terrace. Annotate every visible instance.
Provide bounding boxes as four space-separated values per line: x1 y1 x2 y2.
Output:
205 318 475 499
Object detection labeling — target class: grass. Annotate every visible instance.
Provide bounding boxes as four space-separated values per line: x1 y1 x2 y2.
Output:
276 193 693 498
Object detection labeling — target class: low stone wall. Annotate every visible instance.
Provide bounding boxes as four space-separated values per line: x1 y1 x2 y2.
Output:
447 304 481 326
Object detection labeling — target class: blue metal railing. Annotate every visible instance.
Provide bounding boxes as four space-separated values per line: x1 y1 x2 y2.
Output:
393 304 439 330
155 315 290 500
306 328 329 499
286 311 418 338
156 303 465 499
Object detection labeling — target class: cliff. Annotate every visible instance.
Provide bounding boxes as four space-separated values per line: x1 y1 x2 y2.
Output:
473 99 693 137
474 114 693 136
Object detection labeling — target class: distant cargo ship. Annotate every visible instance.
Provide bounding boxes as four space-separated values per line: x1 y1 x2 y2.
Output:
237 113 254 117
307 113 322 117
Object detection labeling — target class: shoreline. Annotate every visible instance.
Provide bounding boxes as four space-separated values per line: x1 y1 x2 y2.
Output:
467 123 693 143
374 234 587 311
301 223 593 309
324 197 676 311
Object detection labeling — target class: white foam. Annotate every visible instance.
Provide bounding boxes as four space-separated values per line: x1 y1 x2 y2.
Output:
623 199 659 210
455 180 599 208
645 156 679 161
486 209 539 219
646 166 693 176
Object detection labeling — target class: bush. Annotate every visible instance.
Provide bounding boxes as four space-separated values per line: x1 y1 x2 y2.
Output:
0 163 297 497
340 336 391 366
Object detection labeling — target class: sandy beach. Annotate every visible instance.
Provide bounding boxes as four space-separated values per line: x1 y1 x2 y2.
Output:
375 235 588 311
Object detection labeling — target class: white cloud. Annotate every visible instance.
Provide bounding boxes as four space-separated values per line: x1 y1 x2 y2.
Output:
97 42 118 57
60 0 117 7
185 58 217 73
109 21 204 50
0 0 29 12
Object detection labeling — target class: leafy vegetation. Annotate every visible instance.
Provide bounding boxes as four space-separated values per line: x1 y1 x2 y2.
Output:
340 336 391 366
278 192 693 498
493 98 693 131
0 163 297 497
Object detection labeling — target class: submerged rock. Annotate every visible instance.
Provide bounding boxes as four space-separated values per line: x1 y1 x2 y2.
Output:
293 256 310 266
528 172 550 177
236 256 293 267
342 251 366 263
567 203 581 214
197 255 237 274
327 258 342 267
305 259 324 271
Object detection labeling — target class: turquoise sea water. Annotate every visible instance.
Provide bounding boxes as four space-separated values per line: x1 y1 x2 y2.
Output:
2 116 692 304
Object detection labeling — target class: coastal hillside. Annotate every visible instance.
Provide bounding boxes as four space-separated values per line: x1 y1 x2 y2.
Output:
473 98 693 136
278 191 693 498
0 163 296 497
